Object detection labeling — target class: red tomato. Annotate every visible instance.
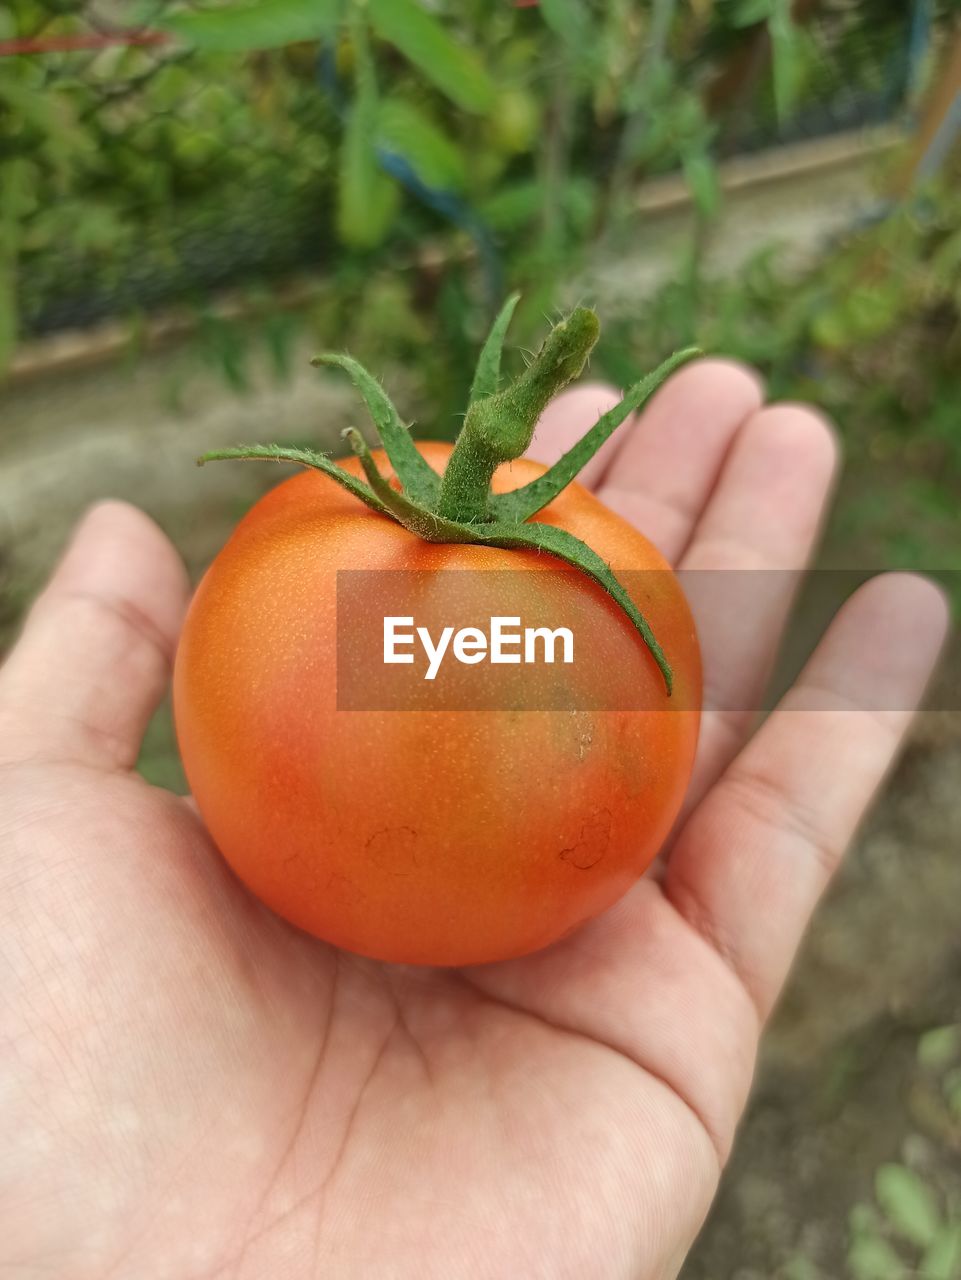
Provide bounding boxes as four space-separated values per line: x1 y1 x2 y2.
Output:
174 442 700 966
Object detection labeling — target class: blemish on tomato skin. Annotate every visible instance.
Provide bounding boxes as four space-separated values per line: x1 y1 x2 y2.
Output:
365 826 420 874
282 852 319 890
559 809 612 869
324 872 366 904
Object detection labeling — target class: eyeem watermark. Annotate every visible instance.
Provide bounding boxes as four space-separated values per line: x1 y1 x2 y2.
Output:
337 569 958 712
384 615 575 681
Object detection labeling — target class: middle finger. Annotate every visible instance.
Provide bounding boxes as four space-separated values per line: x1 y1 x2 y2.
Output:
679 402 839 808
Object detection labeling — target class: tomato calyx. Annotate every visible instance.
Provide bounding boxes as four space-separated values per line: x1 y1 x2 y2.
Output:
197 299 701 696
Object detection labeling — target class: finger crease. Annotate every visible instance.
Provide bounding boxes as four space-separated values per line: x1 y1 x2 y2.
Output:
721 766 843 885
60 589 176 672
666 867 769 1023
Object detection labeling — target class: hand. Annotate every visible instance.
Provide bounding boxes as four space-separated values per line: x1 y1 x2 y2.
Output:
0 360 947 1280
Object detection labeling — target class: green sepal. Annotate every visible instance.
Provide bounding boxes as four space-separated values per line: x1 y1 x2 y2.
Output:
311 353 441 506
342 427 457 540
469 292 520 405
475 519 673 694
493 346 703 522
197 443 391 518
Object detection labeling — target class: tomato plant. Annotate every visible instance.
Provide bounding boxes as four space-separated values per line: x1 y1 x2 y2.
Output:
174 302 702 965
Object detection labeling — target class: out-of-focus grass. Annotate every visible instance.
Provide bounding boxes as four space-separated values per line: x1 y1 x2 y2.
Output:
138 699 187 794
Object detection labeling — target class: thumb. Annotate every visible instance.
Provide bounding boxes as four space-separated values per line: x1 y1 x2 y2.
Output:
0 502 190 771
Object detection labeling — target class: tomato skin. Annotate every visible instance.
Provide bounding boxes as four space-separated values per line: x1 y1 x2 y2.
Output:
174 442 701 966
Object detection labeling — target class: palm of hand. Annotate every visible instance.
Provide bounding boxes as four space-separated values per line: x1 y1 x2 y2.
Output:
0 364 945 1280
5 757 738 1280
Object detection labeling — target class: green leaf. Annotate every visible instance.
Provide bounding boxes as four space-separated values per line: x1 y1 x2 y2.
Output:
478 177 595 234
479 180 544 232
847 1233 907 1280
198 313 250 393
262 310 301 382
337 16 398 249
162 0 342 51
782 1255 821 1280
875 1164 941 1249
376 98 467 192
769 0 802 122
682 148 721 219
312 353 440 505
469 293 520 405
0 253 16 380
198 443 389 515
337 115 398 248
480 520 674 695
944 1067 961 1120
368 0 496 114
922 1225 961 1280
539 0 595 53
0 80 87 184
0 157 30 379
730 0 772 25
918 1026 961 1071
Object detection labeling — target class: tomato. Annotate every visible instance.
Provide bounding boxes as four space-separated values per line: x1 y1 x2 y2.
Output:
489 87 541 154
174 440 700 966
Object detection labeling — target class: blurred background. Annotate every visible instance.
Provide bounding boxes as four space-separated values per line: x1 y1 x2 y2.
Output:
2 2 961 1275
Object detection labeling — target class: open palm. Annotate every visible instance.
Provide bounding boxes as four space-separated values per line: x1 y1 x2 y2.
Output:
0 360 946 1280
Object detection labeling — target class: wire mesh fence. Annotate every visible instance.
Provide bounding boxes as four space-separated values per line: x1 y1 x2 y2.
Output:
5 2 336 337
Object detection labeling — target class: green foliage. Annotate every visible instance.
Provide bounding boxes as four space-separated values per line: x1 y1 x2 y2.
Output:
376 99 466 192
918 1027 961 1072
538 0 596 59
945 1070 961 1122
874 1164 941 1250
768 0 805 122
782 1255 822 1280
593 175 961 579
337 13 396 249
844 1163 959 1280
924 1227 961 1280
3 8 341 357
729 0 773 26
367 0 496 114
847 1234 907 1280
5 1 960 584
681 148 721 219
816 1024 961 1280
161 0 342 51
7 0 914 382
469 292 520 404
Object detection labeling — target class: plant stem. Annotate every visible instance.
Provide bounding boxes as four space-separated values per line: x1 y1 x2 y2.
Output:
540 53 575 262
601 0 676 240
436 307 599 523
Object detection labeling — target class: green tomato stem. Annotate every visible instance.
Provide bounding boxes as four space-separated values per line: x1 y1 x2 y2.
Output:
435 306 600 524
